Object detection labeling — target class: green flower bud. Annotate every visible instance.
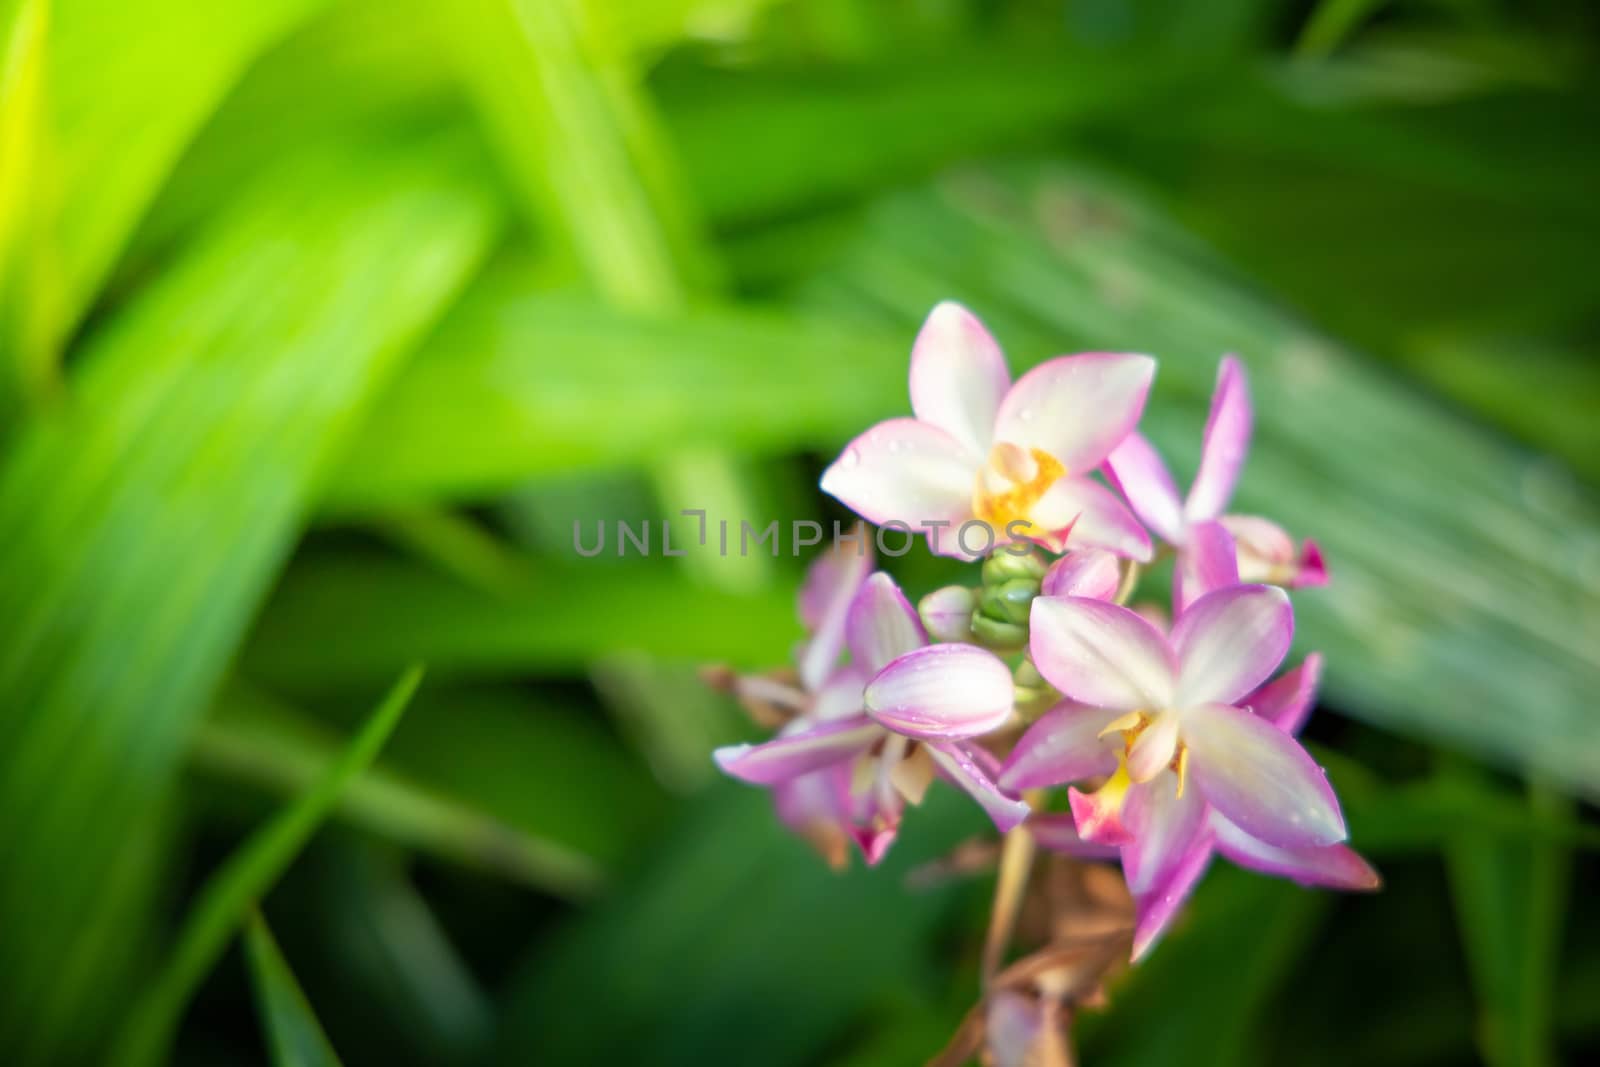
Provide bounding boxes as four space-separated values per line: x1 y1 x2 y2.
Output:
979 578 1038 627
971 613 1028 651
982 547 1048 586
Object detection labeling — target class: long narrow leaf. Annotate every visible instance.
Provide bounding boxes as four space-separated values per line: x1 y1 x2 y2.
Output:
115 668 421 1067
245 910 345 1067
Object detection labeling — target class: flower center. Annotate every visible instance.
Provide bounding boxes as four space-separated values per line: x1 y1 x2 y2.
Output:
972 443 1066 532
1099 710 1191 796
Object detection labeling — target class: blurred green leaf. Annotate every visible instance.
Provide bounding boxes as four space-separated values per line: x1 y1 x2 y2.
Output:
245 910 345 1067
0 0 57 413
46 0 325 350
194 682 606 895
116 668 421 1067
0 137 500 1060
243 549 797 685
438 0 718 308
498 782 987 1066
1443 763 1570 1067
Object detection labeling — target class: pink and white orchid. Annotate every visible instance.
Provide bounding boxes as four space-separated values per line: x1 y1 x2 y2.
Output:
1001 587 1373 959
715 570 1029 863
1105 356 1326 609
821 302 1155 561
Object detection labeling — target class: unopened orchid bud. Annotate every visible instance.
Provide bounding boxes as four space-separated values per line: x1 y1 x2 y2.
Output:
980 577 1038 626
918 585 976 642
982 546 1048 586
971 613 1028 651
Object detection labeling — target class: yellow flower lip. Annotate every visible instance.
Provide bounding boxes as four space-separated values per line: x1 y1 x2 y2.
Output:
971 443 1066 530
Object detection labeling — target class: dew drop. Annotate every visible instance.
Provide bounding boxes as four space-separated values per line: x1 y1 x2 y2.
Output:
841 447 861 469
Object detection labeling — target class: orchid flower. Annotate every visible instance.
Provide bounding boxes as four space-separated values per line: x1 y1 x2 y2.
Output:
1000 583 1373 958
715 571 1029 863
821 302 1155 561
1105 356 1326 609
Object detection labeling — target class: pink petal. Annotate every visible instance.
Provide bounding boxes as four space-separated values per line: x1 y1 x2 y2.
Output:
925 741 1032 832
1026 812 1121 858
1069 784 1134 846
819 417 974 534
1028 475 1153 561
845 572 927 675
796 537 874 691
1125 711 1180 783
908 301 1010 457
863 644 1014 740
773 763 854 866
1183 703 1346 848
1296 539 1330 587
713 715 881 785
1029 596 1176 710
997 701 1121 791
1104 432 1185 543
1172 519 1240 613
808 665 869 723
1184 356 1251 522
1171 584 1292 706
992 352 1156 474
1247 653 1324 737
1221 515 1328 587
1040 548 1121 601
1131 833 1214 961
1120 773 1206 894
1210 812 1379 890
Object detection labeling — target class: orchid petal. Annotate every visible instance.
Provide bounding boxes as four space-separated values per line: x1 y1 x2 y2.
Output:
819 417 974 534
1172 584 1292 706
1040 548 1121 601
1185 356 1251 522
773 763 853 868
1131 833 1214 962
993 352 1156 474
796 534 873 690
713 715 880 786
1104 432 1185 543
1247 653 1324 737
1221 515 1327 587
1211 812 1379 890
925 741 1032 832
1029 596 1176 710
809 664 869 723
864 644 1014 740
998 701 1121 791
1173 519 1239 613
908 301 1010 457
1069 783 1134 846
1027 812 1122 859
1028 475 1153 561
1125 711 1181 784
846 572 927 674
1184 702 1346 847
1121 772 1207 894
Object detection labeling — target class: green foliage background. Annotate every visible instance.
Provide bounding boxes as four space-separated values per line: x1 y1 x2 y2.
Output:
0 0 1596 1064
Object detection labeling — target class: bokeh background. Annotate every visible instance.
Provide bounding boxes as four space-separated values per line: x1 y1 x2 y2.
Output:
1 0 1597 1064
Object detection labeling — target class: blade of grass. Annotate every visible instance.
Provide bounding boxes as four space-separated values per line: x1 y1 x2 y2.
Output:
115 669 420 1067
193 681 606 895
245 909 345 1067
1443 762 1570 1067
